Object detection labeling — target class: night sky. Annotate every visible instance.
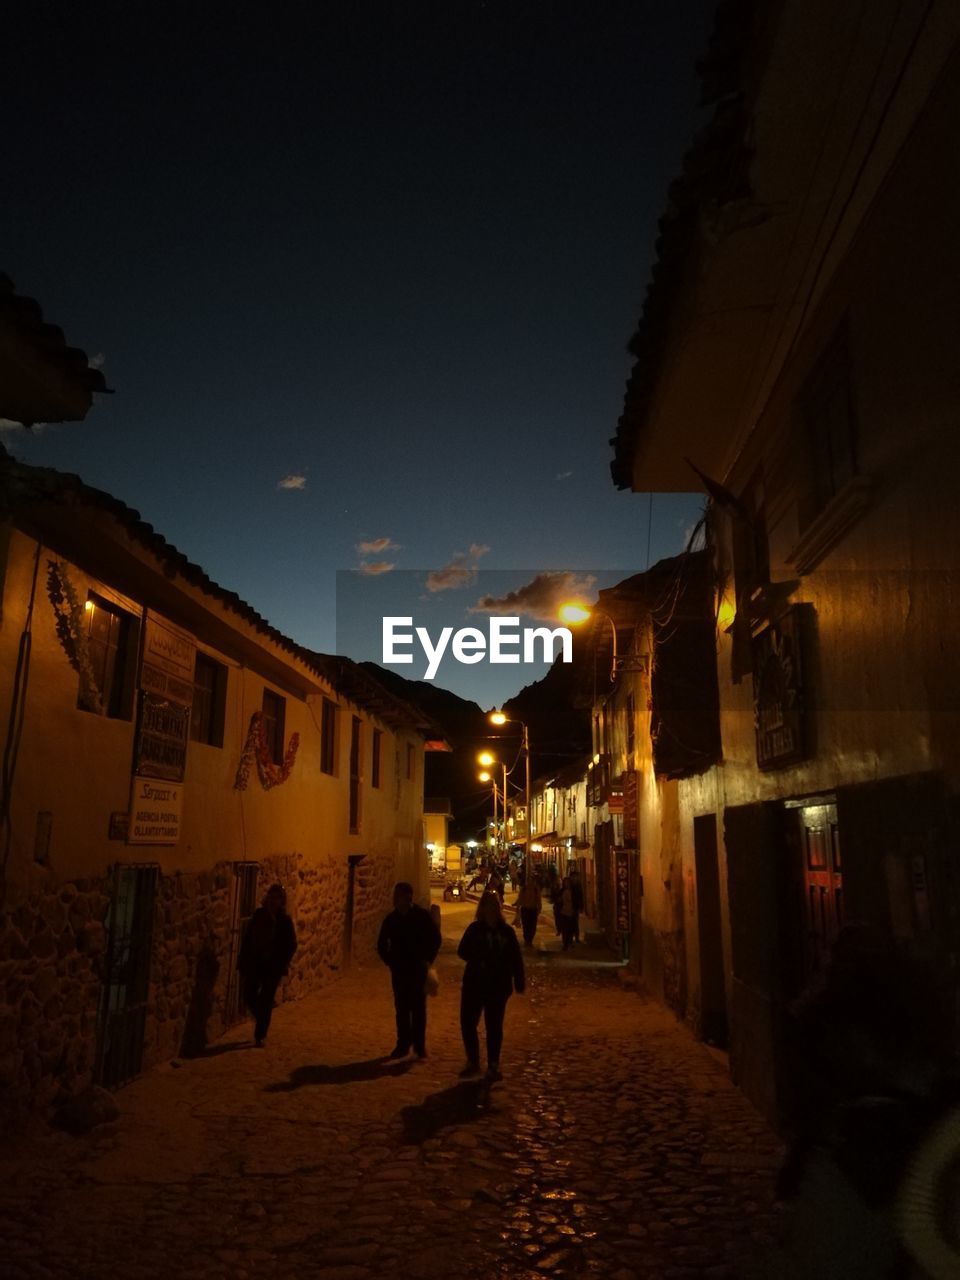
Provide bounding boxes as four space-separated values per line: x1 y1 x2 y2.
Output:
5 0 711 704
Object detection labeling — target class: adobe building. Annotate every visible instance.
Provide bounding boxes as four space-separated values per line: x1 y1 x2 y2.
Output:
609 0 960 1121
0 449 437 1110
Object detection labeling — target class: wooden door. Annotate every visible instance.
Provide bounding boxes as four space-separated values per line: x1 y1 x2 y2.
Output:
798 801 842 979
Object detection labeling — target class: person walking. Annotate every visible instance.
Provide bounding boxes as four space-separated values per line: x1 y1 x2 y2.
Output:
516 873 542 947
457 891 525 1082
558 876 577 951
237 883 298 1048
377 881 441 1060
569 869 585 944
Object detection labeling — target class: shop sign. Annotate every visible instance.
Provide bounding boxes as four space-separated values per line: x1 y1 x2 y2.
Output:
142 612 195 707
135 692 189 781
753 607 805 771
623 770 638 846
614 846 633 933
128 775 183 845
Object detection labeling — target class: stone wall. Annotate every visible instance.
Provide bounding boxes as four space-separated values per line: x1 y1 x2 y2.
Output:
0 847 399 1114
0 880 110 1113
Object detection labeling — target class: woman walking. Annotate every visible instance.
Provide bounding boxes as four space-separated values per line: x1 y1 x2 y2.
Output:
457 891 525 1081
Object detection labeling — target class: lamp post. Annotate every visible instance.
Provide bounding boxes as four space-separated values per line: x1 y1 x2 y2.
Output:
489 711 531 875
559 601 621 683
477 768 502 855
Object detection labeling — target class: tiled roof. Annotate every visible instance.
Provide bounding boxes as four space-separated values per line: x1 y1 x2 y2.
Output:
0 450 433 735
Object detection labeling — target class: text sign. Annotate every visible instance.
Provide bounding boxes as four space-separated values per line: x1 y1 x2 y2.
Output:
128 776 183 845
135 692 189 782
753 607 805 771
615 847 633 934
142 612 195 706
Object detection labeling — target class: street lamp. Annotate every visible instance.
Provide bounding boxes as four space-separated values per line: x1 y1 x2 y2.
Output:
477 752 508 857
559 600 620 682
489 711 531 874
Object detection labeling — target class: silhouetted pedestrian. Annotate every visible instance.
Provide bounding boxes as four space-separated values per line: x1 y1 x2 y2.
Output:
377 882 441 1060
516 874 542 947
238 883 297 1047
457 891 525 1081
559 876 577 950
569 869 585 943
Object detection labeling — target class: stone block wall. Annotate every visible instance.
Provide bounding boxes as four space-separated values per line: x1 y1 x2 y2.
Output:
0 880 110 1112
1 846 399 1113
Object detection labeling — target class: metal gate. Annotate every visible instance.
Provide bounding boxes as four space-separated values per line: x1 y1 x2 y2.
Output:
96 863 159 1089
224 862 260 1025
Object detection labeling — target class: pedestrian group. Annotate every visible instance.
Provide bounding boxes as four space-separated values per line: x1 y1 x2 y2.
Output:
238 862 580 1078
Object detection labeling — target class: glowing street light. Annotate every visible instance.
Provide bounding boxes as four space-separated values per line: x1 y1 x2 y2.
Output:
489 709 531 872
559 599 619 682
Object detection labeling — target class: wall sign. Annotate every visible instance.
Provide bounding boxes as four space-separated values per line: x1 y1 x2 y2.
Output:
623 770 638 847
614 846 633 934
128 775 183 845
753 607 806 771
141 612 195 707
135 692 190 781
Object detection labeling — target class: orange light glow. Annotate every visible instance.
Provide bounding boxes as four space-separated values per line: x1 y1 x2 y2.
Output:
559 602 591 625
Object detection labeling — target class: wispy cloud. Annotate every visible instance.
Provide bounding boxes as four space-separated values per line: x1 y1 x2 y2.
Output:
357 536 399 555
88 352 106 370
359 560 395 576
556 470 574 481
0 419 47 433
472 570 596 621
425 543 490 593
277 474 307 491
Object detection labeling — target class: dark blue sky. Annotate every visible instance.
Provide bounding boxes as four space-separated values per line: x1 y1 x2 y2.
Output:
5 0 710 702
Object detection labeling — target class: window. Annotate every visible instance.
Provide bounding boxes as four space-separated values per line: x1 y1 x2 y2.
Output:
371 728 382 788
320 698 339 775
405 742 415 781
261 689 286 765
79 594 137 719
349 716 362 833
626 693 636 757
799 330 858 519
190 653 227 747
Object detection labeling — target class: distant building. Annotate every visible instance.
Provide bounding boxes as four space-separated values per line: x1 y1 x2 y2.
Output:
609 0 960 1121
0 450 437 1109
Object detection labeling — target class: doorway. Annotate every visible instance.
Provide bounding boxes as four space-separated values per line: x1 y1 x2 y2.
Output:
96 863 159 1089
693 813 728 1048
343 854 366 965
795 799 842 983
224 861 260 1025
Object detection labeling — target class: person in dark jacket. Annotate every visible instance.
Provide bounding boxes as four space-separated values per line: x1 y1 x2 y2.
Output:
457 890 525 1082
237 883 297 1047
377 881 441 1060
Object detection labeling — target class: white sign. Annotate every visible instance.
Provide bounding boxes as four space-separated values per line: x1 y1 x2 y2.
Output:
381 616 573 681
128 775 183 845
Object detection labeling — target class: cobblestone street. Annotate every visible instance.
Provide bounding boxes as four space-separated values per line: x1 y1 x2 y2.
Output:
3 901 782 1280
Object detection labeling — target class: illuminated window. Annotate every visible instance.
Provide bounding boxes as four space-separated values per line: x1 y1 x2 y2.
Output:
79 594 137 719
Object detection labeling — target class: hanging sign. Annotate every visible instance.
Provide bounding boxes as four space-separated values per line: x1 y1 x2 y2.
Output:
614 846 633 934
141 612 195 706
753 607 805 771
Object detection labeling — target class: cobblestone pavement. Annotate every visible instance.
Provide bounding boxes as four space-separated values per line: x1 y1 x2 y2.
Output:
3 900 783 1280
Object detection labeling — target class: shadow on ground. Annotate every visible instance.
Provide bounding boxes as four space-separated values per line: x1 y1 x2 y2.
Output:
264 1057 415 1092
400 1079 493 1145
180 1040 254 1060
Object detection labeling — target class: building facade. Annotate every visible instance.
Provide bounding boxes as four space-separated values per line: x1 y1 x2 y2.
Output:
0 453 433 1110
609 0 960 1121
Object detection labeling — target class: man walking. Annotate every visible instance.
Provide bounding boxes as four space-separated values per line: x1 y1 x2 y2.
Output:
237 883 298 1048
377 882 441 1060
